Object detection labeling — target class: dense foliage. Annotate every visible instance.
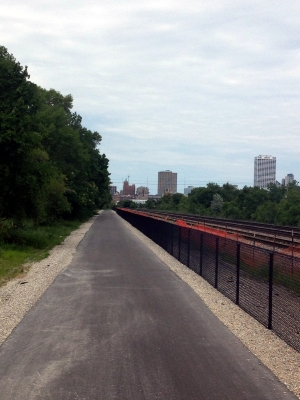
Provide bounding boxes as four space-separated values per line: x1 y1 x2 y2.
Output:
0 46 111 227
145 182 300 227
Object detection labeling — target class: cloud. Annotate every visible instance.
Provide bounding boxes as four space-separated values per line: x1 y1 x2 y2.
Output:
1 0 300 191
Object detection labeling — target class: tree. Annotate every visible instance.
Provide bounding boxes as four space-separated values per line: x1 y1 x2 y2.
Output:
232 186 269 220
210 194 224 215
0 46 46 222
276 183 300 226
37 88 111 219
267 183 286 203
0 47 111 224
221 183 238 202
253 201 278 224
117 200 135 208
145 199 156 209
177 195 189 212
222 202 244 219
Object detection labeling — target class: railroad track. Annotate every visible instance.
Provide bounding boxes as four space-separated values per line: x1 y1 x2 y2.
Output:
134 210 300 251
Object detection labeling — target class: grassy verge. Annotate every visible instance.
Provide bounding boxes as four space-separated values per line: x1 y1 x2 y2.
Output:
0 220 83 287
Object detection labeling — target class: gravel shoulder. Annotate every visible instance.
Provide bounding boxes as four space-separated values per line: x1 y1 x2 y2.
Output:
0 214 98 345
0 212 299 398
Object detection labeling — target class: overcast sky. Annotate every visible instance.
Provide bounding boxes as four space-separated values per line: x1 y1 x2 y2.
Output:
2 0 300 193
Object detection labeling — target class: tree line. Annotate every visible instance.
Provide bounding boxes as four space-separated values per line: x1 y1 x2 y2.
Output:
143 182 300 227
0 46 111 227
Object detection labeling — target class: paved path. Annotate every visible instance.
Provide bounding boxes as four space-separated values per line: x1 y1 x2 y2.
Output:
0 211 297 399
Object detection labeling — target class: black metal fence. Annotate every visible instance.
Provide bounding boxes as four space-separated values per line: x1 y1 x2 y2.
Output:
116 208 300 352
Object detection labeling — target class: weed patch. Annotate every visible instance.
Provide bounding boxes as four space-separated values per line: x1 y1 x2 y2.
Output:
0 220 83 286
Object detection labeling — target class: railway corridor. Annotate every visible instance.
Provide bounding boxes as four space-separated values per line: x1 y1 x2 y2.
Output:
140 210 300 252
0 211 298 400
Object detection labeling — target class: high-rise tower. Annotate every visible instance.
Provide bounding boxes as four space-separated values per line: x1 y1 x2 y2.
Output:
284 173 294 187
157 170 177 196
122 179 135 195
254 155 276 189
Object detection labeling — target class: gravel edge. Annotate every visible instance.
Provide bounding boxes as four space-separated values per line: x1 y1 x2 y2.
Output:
0 214 98 346
119 217 300 399
0 212 299 398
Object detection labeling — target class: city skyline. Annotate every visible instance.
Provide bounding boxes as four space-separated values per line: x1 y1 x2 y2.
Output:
111 156 296 194
3 1 300 188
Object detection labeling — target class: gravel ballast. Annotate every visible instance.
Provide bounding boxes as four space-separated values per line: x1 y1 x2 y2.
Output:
0 212 299 398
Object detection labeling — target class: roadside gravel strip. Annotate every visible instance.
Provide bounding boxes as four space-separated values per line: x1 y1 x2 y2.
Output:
0 214 98 346
0 212 299 398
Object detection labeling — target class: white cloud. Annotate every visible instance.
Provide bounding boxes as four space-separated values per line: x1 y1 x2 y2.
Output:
1 0 300 191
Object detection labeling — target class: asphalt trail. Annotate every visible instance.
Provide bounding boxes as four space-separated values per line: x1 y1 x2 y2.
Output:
0 211 297 399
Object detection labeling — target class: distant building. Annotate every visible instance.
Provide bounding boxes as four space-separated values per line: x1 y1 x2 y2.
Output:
284 173 294 187
254 155 276 189
109 185 117 196
122 179 135 196
157 170 177 196
184 186 194 196
136 186 149 199
120 195 135 201
112 194 120 204
148 195 161 200
132 199 147 205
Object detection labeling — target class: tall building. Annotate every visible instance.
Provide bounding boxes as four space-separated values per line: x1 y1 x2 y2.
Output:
157 170 177 196
136 186 149 198
254 155 276 189
109 185 117 195
184 186 194 196
122 179 135 196
284 173 294 187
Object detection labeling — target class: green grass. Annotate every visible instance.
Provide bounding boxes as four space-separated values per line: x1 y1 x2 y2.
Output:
0 220 83 286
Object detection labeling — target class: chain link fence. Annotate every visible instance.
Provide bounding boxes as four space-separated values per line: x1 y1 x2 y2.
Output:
116 208 300 352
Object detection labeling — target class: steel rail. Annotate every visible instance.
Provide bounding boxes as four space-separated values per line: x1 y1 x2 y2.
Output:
134 209 300 249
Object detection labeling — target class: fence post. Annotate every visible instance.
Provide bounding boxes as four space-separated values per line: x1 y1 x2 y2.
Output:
158 221 162 247
236 243 240 305
215 237 219 289
292 229 294 274
149 217 152 240
161 221 167 250
155 219 159 243
171 223 174 256
178 226 181 262
187 228 191 269
268 252 274 330
199 234 203 276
